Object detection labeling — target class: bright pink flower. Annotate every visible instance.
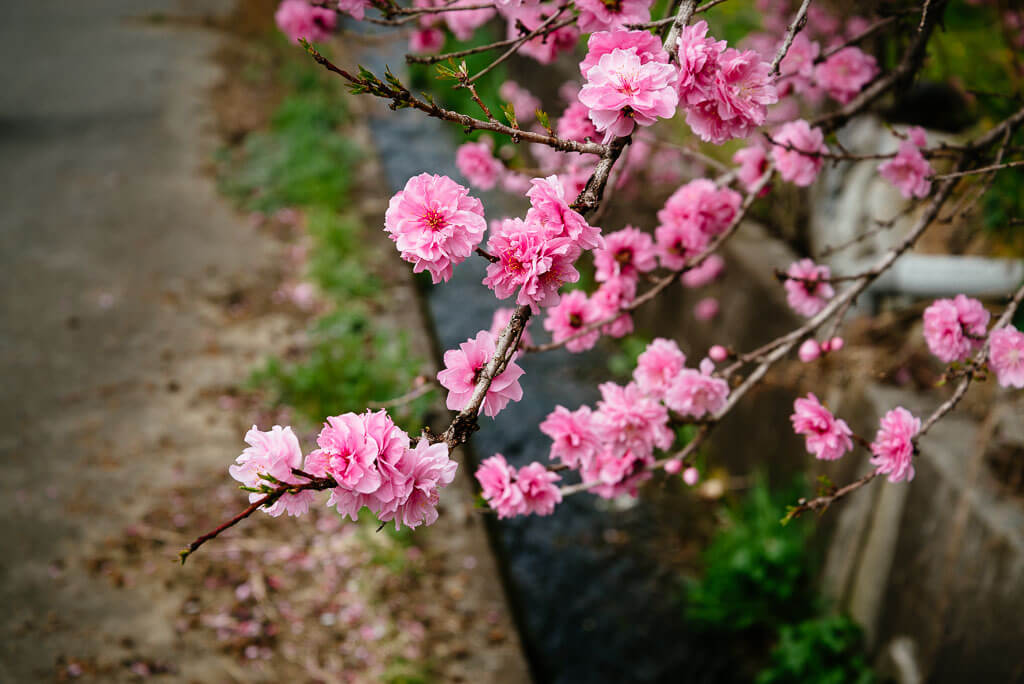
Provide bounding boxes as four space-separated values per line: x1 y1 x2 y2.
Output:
275 0 337 43
594 226 657 282
526 175 603 254
732 144 771 195
989 326 1024 388
438 330 525 417
923 295 990 363
798 338 821 362
580 30 669 77
540 405 602 469
784 259 834 317
476 454 526 518
544 290 601 352
708 344 729 362
665 358 729 418
409 28 445 53
578 47 679 142
379 440 458 529
308 413 382 495
684 48 778 144
878 141 933 199
580 446 653 499
869 407 920 483
656 179 741 268
772 120 827 187
634 337 687 399
681 254 726 288
675 20 726 105
516 462 562 515
500 80 541 123
229 425 313 517
694 297 719 320
482 218 580 309
337 0 370 20
821 336 844 353
514 7 580 64
490 306 534 348
576 0 652 32
790 393 854 461
596 381 674 455
456 140 503 191
384 173 486 283
557 101 600 143
815 47 878 104
592 276 636 338
444 0 495 40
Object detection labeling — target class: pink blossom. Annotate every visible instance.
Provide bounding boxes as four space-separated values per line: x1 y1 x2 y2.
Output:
580 446 653 499
557 101 600 143
456 140 503 191
592 276 636 338
822 336 844 353
784 259 834 317
869 407 920 483
490 307 534 348
682 466 700 486
514 7 580 64
664 459 683 474
665 358 729 418
878 141 933 199
409 28 445 54
309 413 384 495
526 175 604 254
482 218 580 309
438 330 525 417
790 393 853 461
989 326 1024 388
476 454 526 518
384 173 486 283
772 120 827 187
578 47 679 142
501 171 533 194
580 30 669 77
922 295 990 363
634 338 687 399
596 381 674 455
499 80 541 123
675 20 726 105
656 179 741 268
684 48 778 144
594 226 657 282
337 0 370 21
732 144 771 195
814 47 879 104
275 0 337 43
516 463 562 515
444 0 495 40
694 297 719 320
540 405 602 469
544 290 601 352
798 339 821 363
576 0 652 32
778 33 820 95
708 344 729 362
379 440 458 529
681 254 726 288
229 425 313 517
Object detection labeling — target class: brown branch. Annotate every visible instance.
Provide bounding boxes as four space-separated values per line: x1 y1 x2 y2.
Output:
770 0 813 76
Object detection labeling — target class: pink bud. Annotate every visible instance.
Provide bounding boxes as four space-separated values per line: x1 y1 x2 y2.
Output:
708 345 729 362
694 297 720 321
798 339 821 363
664 459 683 474
828 336 844 352
683 467 700 486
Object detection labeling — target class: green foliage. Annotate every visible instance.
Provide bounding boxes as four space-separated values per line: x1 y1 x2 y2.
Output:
685 478 818 633
755 616 875 684
608 335 652 378
304 207 380 301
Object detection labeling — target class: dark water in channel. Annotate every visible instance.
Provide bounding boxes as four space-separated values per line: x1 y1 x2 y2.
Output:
357 41 736 684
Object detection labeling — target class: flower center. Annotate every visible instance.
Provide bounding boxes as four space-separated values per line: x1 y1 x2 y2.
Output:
568 313 583 328
423 209 446 231
600 0 623 13
615 248 634 265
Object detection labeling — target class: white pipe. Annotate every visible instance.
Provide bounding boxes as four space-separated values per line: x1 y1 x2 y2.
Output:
869 255 1024 298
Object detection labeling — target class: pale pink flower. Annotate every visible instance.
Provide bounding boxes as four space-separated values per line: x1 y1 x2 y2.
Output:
490 307 534 348
514 7 580 64
798 339 821 363
379 440 458 530
878 141 933 199
634 338 687 399
772 120 827 187
682 466 700 486
784 258 834 316
578 47 679 142
694 297 719 320
989 326 1024 388
308 413 384 495
544 290 601 352
592 276 636 338
790 393 854 461
526 175 604 254
476 454 526 518
580 30 669 77
337 0 370 20
597 381 674 455
594 226 657 282
516 463 562 515
580 446 652 499
814 47 878 104
576 0 651 32
482 218 580 309
778 33 820 95
923 295 990 363
869 407 920 483
409 28 445 54
456 140 503 191
684 48 778 144
275 0 337 43
732 144 771 195
501 171 533 194
665 358 729 418
437 330 525 417
656 179 741 268
444 0 495 40
557 101 600 143
681 254 726 288
229 425 313 517
540 406 602 469
384 173 487 283
675 20 726 105
499 81 541 123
